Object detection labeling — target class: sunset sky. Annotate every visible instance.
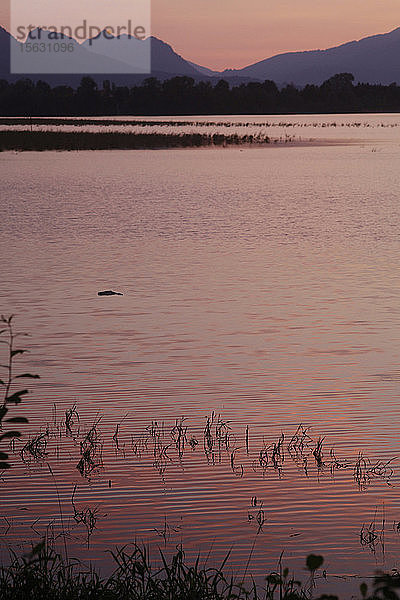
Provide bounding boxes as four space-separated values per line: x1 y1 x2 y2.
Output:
151 0 400 70
2 0 400 70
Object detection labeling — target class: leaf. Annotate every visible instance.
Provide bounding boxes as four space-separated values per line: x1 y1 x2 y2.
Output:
306 554 324 572
0 379 5 385
11 349 26 358
5 417 28 424
5 390 28 404
360 582 368 598
14 373 40 379
0 462 11 470
0 452 8 460
0 431 21 441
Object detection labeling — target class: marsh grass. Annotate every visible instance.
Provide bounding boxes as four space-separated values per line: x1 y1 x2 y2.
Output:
360 505 385 556
71 484 99 548
20 430 49 462
312 438 325 470
12 400 396 495
2 538 397 600
354 454 395 491
1 117 399 129
0 130 270 151
0 539 340 600
65 404 79 438
171 417 188 459
76 420 103 477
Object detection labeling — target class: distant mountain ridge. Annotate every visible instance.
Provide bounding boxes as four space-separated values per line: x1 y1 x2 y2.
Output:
1 25 400 86
0 27 204 86
222 27 400 85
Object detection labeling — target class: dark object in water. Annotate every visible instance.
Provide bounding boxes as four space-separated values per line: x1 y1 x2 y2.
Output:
98 290 123 296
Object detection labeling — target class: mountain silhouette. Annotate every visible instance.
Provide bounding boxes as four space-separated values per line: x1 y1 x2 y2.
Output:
10 28 145 74
221 27 400 85
83 33 201 76
1 26 400 86
0 27 204 84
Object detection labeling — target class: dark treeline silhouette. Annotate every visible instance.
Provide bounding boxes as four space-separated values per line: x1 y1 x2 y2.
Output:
1 72 400 116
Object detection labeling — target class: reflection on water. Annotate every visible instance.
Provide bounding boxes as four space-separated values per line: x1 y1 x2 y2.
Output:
1 117 400 593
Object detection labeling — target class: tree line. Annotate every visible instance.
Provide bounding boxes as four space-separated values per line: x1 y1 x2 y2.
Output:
1 72 400 115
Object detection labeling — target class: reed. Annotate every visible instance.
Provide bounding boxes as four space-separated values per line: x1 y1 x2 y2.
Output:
65 404 79 437
76 419 103 477
0 130 270 151
0 539 362 600
71 484 99 548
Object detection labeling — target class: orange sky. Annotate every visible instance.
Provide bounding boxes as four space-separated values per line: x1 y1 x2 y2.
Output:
1 0 399 70
151 0 400 70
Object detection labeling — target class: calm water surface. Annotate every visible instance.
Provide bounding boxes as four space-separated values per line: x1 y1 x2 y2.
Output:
1 115 400 593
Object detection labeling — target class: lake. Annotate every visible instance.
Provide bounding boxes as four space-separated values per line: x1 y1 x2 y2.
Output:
1 114 400 595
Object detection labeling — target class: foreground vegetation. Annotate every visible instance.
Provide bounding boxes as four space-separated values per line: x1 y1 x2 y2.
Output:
0 542 291 600
1 541 398 600
1 72 400 116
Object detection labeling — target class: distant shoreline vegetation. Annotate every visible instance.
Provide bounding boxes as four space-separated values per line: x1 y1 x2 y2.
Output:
1 72 400 117
0 129 271 151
